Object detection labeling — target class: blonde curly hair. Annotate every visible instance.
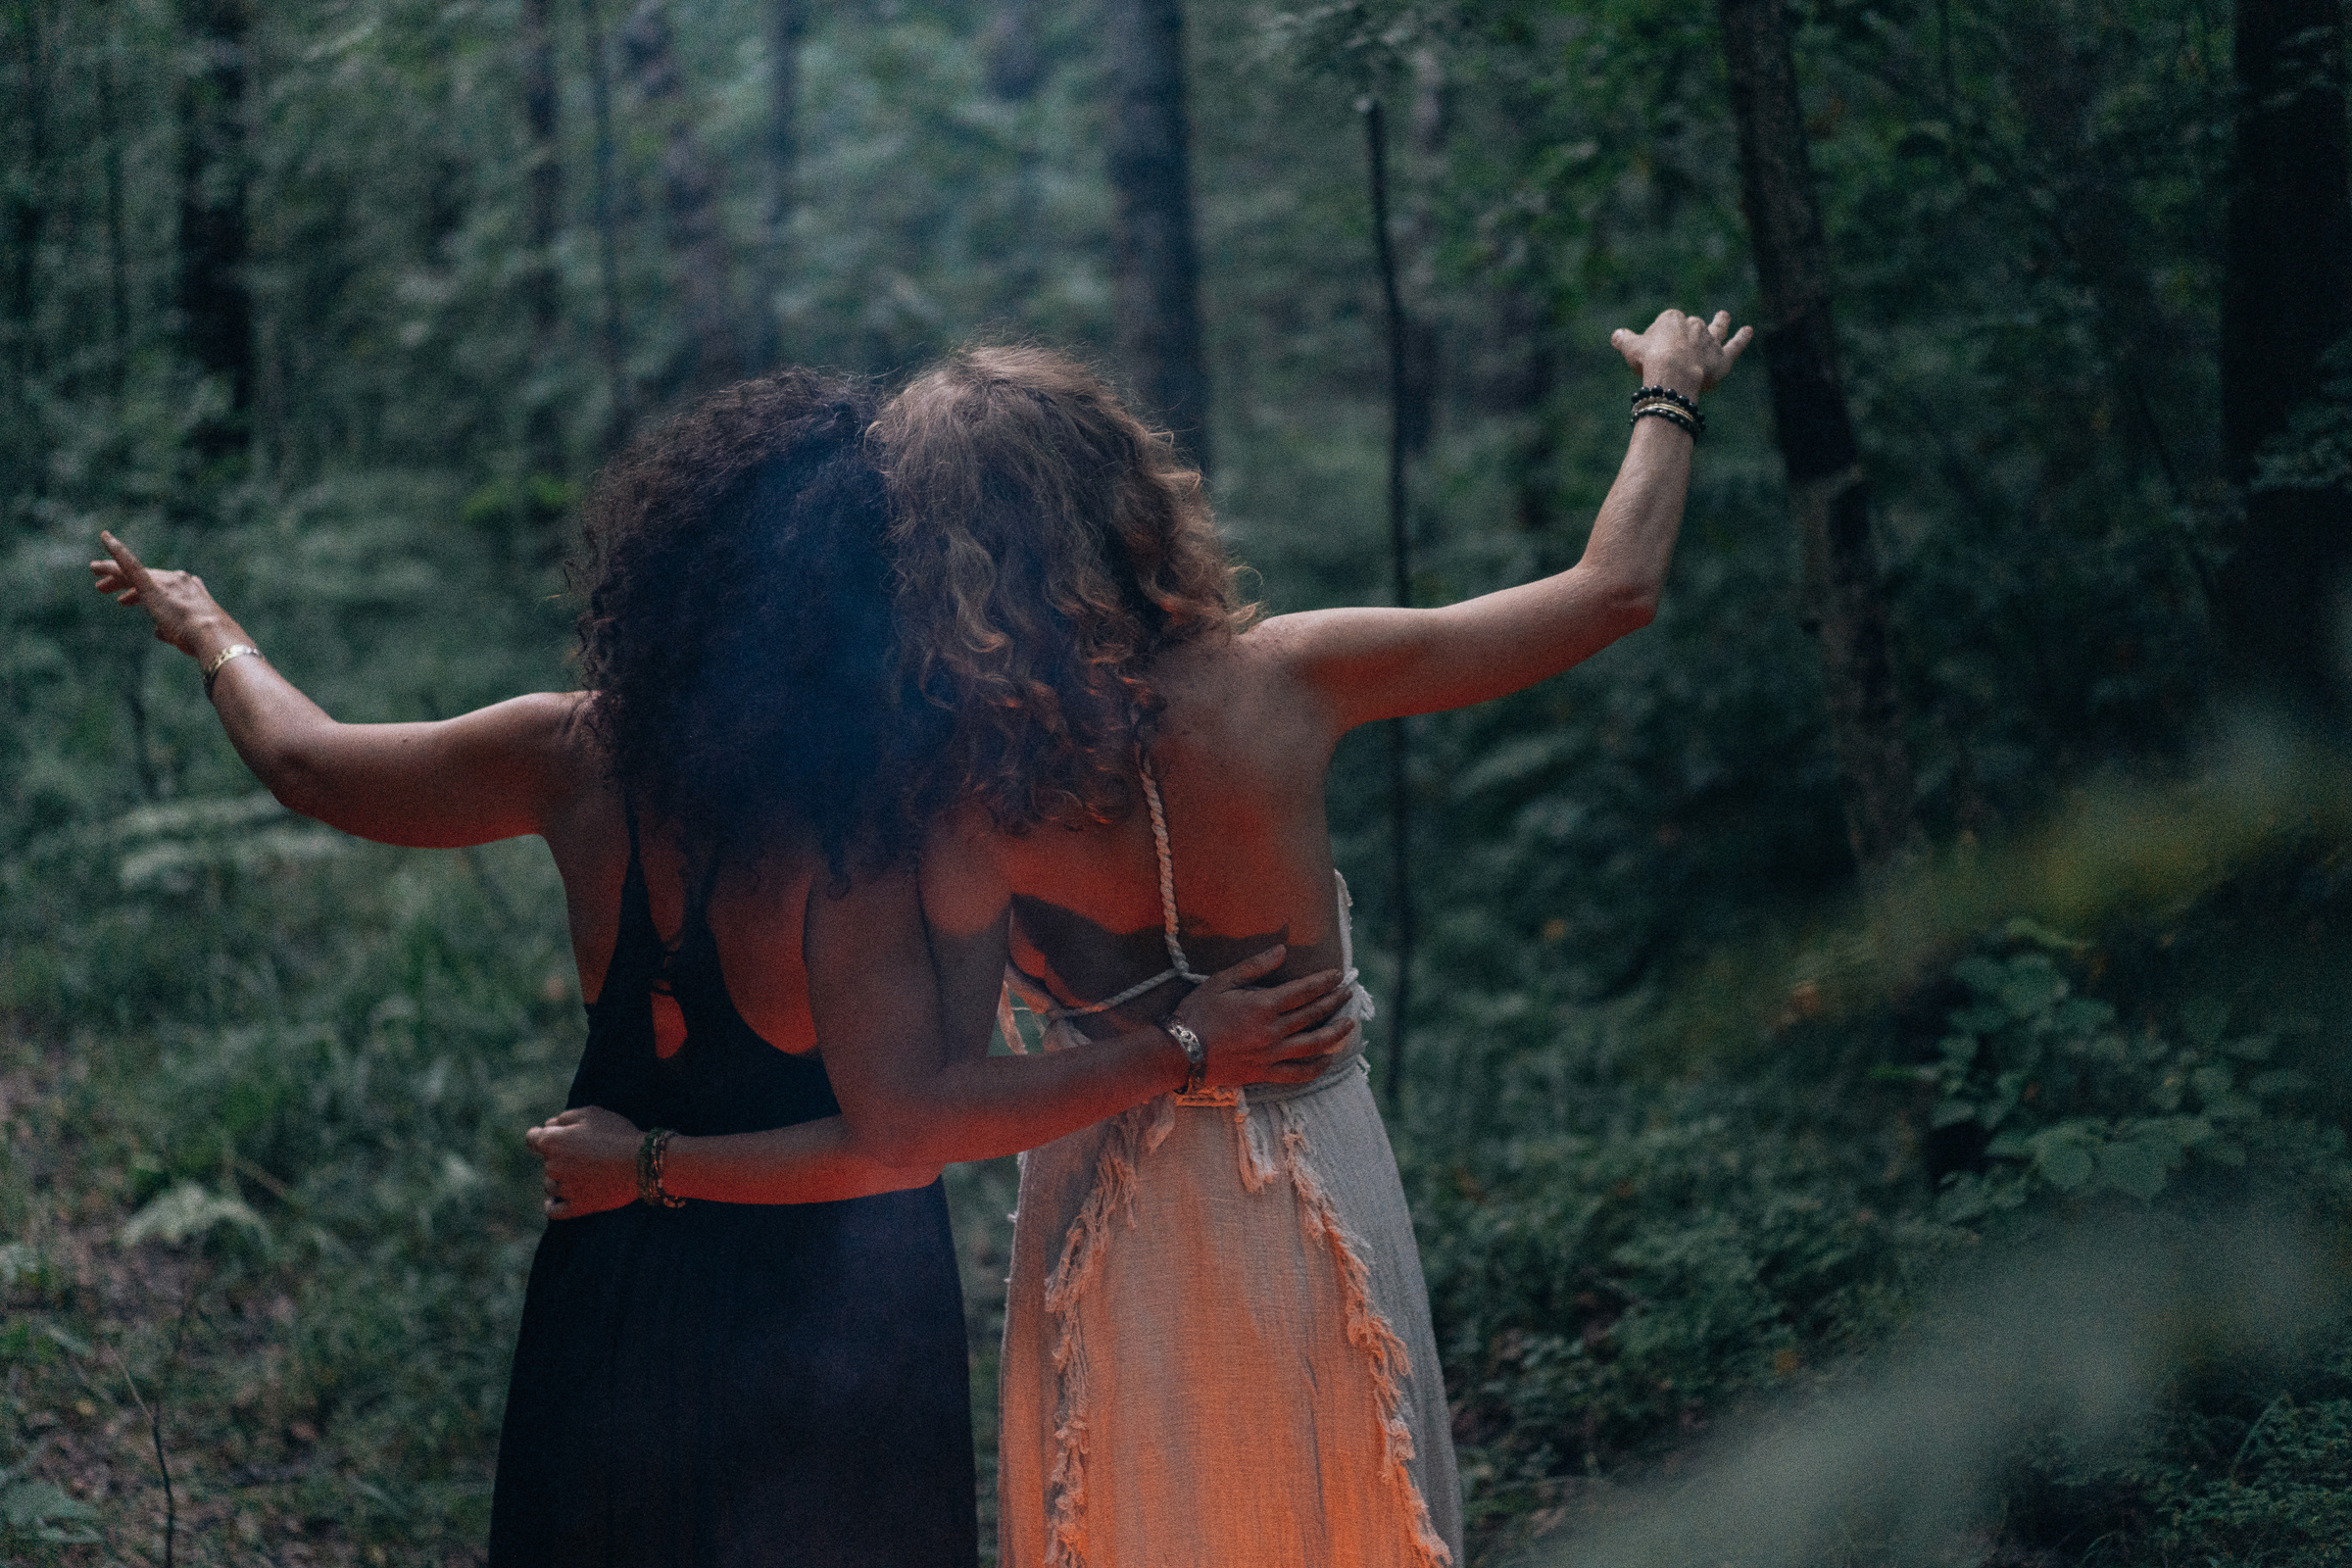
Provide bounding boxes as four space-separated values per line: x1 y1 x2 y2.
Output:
874 346 1255 831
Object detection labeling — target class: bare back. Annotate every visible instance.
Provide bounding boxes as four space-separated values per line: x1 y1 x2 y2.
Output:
936 620 1351 1043
489 695 828 1060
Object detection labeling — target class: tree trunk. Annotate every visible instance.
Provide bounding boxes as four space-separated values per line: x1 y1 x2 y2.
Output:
6 0 51 384
753 0 807 368
624 0 741 392
1717 0 1919 872
985 0 1043 101
1104 0 1210 470
1365 97 1416 1111
175 0 256 467
100 0 133 381
520 0 565 481
987 0 1050 308
583 0 632 447
2216 0 2352 723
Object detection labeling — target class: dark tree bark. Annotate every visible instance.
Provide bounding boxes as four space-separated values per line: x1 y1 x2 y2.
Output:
2217 0 2352 723
1364 98 1416 1110
984 0 1043 101
175 0 256 466
624 0 742 392
6 0 52 383
520 0 565 480
986 0 1051 307
99 1 133 378
1104 0 1210 470
1499 291 1557 534
753 0 808 368
1717 0 1920 872
583 0 632 447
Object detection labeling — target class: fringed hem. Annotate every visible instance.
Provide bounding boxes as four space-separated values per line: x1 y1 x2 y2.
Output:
1035 1094 1451 1568
1037 1105 1151 1568
1275 1102 1455 1568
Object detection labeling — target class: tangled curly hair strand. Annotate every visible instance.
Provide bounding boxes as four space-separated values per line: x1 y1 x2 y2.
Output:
872 346 1256 833
571 369 945 879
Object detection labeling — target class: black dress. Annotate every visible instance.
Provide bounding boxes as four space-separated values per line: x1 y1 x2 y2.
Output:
488 815 977 1567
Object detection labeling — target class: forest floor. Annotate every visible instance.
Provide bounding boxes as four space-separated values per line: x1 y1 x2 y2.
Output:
1 1019 1041 1568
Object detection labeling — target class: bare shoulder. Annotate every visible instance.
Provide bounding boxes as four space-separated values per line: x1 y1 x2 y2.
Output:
1191 614 1348 740
918 804 1014 938
505 692 609 841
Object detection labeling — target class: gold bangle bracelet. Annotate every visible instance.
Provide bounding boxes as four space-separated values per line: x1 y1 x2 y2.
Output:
201 643 261 698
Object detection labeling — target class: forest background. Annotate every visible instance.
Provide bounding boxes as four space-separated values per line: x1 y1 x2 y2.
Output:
2 0 2349 1562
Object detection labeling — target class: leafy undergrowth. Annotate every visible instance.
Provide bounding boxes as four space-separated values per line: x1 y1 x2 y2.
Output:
3 759 2343 1566
0 810 1029 1565
1413 834 2352 1566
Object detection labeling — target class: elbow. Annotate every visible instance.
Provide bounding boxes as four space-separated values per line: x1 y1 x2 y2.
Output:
258 741 331 822
1605 579 1660 637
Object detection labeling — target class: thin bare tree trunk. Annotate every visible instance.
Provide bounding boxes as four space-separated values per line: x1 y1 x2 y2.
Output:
582 0 631 447
99 0 133 386
520 0 565 482
753 0 807 368
1104 0 1209 470
1363 98 1416 1110
987 0 1049 305
2217 0 2352 724
624 0 741 391
175 0 255 468
1717 0 1919 872
6 0 52 385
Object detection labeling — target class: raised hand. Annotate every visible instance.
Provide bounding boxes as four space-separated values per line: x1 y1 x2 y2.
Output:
525 1105 645 1220
89 531 238 661
1168 945 1362 1089
1609 309 1752 396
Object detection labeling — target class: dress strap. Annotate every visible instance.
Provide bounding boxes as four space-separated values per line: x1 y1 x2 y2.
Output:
1137 760 1208 986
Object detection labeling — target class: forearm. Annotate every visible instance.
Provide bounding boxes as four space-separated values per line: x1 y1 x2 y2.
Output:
661 1117 943 1203
169 604 345 813
843 1024 1186 1168
1571 412 1697 612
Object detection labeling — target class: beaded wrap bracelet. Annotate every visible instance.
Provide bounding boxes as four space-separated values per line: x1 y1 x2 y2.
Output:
637 1127 688 1208
1630 383 1705 440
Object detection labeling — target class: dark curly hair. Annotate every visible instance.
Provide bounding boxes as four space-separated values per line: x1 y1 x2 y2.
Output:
872 346 1255 832
571 370 944 878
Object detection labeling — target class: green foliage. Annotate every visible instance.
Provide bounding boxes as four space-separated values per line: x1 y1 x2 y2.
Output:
1926 937 2331 1216
1 0 2345 1562
0 1446 102 1550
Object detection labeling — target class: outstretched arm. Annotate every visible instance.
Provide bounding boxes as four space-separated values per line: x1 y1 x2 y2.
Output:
1270 309 1751 736
91 531 578 846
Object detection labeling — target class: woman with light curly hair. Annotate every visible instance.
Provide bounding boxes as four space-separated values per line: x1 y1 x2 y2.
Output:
850 307 1747 1567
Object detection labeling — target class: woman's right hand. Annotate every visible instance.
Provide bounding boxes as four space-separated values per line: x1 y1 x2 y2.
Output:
525 1105 645 1220
1169 945 1361 1089
1608 308 1751 398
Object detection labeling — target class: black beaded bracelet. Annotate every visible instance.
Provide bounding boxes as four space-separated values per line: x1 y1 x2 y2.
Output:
1632 402 1700 439
1633 384 1702 420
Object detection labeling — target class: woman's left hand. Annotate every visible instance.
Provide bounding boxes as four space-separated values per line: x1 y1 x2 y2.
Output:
525 1105 643 1220
90 531 236 661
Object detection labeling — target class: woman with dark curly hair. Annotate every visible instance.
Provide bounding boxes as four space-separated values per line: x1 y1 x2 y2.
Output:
92 368 1356 1566
864 311 1748 1568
